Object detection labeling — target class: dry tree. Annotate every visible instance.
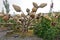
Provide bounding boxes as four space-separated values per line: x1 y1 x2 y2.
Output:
25 2 47 32
12 4 27 34
12 2 47 36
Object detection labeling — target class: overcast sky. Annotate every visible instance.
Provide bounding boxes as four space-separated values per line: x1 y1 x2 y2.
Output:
0 0 60 15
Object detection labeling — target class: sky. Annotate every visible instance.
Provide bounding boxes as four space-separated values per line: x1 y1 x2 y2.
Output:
0 0 60 15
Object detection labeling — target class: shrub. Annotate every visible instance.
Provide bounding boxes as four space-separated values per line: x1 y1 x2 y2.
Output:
8 19 16 23
29 27 33 30
0 17 5 23
33 16 59 40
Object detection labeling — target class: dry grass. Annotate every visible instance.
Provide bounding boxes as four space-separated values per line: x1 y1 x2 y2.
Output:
6 29 34 37
19 30 34 37
26 30 33 36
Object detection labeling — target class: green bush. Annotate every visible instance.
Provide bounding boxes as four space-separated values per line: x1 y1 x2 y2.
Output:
0 17 5 23
8 19 16 23
33 16 59 40
29 27 33 30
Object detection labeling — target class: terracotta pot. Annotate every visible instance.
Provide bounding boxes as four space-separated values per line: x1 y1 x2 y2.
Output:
3 15 10 21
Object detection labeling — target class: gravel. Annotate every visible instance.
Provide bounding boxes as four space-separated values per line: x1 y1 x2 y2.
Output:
0 36 43 40
0 31 43 40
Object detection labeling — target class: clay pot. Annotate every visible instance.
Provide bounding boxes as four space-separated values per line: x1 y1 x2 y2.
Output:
3 15 10 21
